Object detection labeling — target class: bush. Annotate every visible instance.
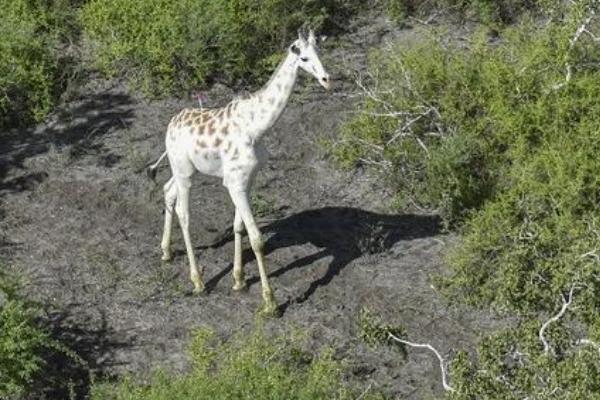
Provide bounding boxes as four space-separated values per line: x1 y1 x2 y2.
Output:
0 271 51 398
91 327 383 400
333 2 600 397
80 0 361 96
333 4 600 222
0 0 80 129
449 321 600 399
335 0 600 314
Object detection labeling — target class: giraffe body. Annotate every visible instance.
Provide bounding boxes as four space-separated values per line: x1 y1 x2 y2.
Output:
153 31 330 316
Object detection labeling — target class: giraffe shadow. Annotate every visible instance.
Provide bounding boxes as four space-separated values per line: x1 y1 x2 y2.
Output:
204 207 441 311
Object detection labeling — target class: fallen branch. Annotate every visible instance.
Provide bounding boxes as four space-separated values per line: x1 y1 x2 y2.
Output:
388 332 455 392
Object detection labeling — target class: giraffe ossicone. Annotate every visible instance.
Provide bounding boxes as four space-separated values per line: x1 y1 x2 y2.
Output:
148 30 331 316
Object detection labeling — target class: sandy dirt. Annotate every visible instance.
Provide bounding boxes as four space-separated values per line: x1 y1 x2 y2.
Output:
0 15 499 399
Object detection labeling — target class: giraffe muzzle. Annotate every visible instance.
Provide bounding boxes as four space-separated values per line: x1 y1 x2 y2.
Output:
320 75 332 90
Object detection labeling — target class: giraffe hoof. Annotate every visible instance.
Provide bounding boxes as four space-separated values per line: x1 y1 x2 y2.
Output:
192 285 206 296
257 303 281 318
232 282 247 292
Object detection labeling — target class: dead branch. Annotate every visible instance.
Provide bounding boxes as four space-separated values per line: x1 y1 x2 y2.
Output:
388 332 455 392
551 7 597 91
576 338 600 355
539 284 577 355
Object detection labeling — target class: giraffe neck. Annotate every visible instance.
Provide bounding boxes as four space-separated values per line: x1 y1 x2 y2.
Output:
239 52 298 140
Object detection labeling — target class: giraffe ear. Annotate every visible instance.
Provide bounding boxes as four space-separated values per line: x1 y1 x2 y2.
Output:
308 29 316 46
290 43 301 55
297 29 305 42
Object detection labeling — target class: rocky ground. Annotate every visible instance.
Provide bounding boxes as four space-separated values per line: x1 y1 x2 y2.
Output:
0 13 499 399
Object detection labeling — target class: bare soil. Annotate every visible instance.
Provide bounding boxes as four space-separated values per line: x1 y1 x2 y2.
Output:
0 15 499 399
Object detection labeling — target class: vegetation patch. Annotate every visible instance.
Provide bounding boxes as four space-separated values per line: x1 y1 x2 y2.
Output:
91 326 383 400
332 1 600 397
0 270 50 398
0 0 80 128
80 0 361 96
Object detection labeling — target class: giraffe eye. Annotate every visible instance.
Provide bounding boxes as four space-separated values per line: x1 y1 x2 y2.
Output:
300 57 308 62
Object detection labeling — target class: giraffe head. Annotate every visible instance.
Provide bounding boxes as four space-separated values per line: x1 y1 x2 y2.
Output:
290 30 331 90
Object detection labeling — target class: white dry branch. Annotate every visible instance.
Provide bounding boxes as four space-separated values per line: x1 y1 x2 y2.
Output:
355 72 396 113
576 339 600 355
352 61 443 165
388 332 455 392
355 382 373 400
551 6 597 90
539 284 577 356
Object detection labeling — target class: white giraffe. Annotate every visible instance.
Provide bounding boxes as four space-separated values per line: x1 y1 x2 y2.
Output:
148 30 331 316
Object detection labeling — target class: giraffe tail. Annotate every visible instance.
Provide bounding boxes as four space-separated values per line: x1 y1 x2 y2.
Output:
146 151 168 182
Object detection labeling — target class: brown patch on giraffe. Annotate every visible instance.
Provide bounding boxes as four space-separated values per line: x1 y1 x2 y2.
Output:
205 121 215 135
225 141 232 153
197 139 207 148
178 109 190 120
213 138 222 147
220 125 229 135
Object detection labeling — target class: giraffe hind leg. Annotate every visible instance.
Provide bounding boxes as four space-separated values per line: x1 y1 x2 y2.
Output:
161 177 176 261
174 176 205 294
232 209 247 291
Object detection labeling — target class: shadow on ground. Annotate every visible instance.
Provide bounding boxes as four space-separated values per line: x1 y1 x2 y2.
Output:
206 207 441 310
0 91 134 194
33 309 132 400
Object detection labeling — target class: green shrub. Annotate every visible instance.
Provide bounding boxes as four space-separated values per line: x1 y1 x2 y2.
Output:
449 321 600 399
0 271 51 398
334 3 600 396
332 30 507 221
80 0 360 96
91 327 383 400
333 4 600 222
0 0 80 128
334 0 600 314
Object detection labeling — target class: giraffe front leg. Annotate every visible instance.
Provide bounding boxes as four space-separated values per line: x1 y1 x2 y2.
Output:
174 176 205 294
227 188 278 317
232 209 247 291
